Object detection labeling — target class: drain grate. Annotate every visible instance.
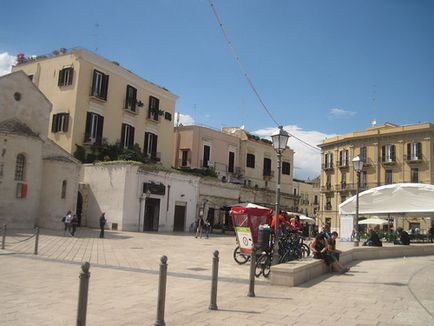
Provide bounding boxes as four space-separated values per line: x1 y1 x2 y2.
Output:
187 267 207 271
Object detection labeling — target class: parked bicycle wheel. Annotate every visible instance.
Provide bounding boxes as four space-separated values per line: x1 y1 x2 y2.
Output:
233 245 250 264
301 243 310 257
255 252 268 277
262 254 272 278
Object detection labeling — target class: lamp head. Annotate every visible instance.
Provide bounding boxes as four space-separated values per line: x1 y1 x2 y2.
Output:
271 126 290 151
352 155 364 172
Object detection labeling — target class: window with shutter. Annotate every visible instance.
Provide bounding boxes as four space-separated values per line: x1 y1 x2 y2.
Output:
51 113 69 133
91 70 109 100
121 123 135 149
58 67 74 86
228 151 235 173
144 132 158 159
125 85 137 112
148 96 160 121
263 158 272 176
203 145 211 167
84 112 104 144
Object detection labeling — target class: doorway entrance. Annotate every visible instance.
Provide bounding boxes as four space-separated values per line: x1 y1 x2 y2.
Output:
173 205 186 232
76 191 83 226
144 198 160 231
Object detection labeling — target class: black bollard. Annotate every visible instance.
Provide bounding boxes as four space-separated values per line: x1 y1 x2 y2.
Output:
247 249 256 297
209 250 219 310
76 262 91 326
34 227 39 255
154 256 168 326
1 224 6 250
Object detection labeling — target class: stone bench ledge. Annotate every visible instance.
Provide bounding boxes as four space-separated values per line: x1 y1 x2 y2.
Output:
271 244 434 287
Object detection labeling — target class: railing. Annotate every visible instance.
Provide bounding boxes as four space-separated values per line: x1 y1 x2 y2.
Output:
321 163 334 170
336 160 349 168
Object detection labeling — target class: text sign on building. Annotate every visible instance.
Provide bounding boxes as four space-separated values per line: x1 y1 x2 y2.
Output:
143 182 166 195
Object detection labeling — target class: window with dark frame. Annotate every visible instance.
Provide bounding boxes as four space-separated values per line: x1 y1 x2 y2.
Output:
125 85 137 112
382 144 396 163
203 145 211 167
84 112 104 145
144 132 158 159
325 152 333 169
148 96 160 121
15 154 25 181
181 150 189 166
121 123 135 149
51 113 69 133
263 158 272 176
360 146 367 162
91 69 109 100
61 180 67 199
339 149 348 166
246 153 255 168
407 142 422 161
385 169 393 185
58 67 74 86
282 161 290 175
228 151 235 173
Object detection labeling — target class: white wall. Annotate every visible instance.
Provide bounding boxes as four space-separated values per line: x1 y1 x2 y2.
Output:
0 134 43 228
81 163 200 232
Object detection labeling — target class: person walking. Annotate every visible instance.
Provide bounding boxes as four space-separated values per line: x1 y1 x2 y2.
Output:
63 210 72 236
195 216 204 239
71 214 79 236
99 213 107 238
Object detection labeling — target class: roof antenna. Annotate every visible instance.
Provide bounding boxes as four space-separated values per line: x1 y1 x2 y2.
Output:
371 84 377 127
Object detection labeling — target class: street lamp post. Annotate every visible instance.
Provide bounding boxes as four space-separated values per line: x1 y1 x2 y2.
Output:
271 126 290 265
352 155 364 246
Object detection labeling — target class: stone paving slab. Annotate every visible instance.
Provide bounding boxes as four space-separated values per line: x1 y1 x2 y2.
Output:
1 228 434 325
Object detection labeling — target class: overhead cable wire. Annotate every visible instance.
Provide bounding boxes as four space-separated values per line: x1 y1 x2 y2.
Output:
208 0 320 152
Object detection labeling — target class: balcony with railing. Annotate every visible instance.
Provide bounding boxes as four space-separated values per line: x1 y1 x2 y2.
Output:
336 160 349 169
321 163 334 171
320 183 333 193
405 154 423 163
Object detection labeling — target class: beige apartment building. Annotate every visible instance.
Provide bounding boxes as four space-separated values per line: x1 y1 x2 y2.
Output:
293 177 320 219
173 125 297 209
12 48 177 167
222 127 295 195
173 125 241 182
318 122 434 232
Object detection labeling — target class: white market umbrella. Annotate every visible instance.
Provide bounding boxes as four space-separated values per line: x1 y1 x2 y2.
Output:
286 212 316 224
358 218 388 225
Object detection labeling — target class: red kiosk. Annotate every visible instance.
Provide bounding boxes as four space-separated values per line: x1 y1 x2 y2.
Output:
230 203 273 254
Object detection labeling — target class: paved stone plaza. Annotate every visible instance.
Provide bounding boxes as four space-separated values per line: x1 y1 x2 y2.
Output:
1 228 434 325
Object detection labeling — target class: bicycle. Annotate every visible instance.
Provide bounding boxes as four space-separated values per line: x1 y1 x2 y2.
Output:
233 245 250 265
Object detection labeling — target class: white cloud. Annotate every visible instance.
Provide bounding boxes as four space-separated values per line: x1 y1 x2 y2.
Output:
0 52 16 76
254 125 335 180
174 112 195 126
329 108 356 118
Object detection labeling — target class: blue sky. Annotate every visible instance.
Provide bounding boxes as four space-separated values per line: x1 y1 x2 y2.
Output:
1 0 433 179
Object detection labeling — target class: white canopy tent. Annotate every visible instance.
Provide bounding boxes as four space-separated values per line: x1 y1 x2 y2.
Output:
339 183 434 240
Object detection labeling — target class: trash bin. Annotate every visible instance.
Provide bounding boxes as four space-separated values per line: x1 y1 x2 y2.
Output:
257 224 271 251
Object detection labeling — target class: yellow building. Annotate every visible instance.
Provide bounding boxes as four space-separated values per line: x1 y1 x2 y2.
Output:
12 48 177 168
318 122 434 232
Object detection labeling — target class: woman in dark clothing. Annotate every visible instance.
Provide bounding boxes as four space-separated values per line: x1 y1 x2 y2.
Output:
99 213 107 238
310 234 348 273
